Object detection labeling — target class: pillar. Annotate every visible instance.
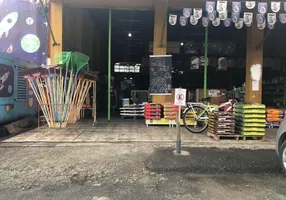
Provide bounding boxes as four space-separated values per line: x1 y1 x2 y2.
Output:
245 25 264 103
153 0 167 55
152 0 170 103
49 1 63 64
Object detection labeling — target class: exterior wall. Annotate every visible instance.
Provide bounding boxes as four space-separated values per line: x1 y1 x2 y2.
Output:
0 0 48 65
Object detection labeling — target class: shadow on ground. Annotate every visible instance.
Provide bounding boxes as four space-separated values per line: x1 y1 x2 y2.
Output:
146 147 282 174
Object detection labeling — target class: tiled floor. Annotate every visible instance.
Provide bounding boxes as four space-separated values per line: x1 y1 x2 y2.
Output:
0 118 277 149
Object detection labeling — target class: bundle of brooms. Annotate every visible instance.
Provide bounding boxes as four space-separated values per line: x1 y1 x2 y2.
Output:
21 52 95 128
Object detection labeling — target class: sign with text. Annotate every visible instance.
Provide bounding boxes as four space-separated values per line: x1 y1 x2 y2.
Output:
174 88 186 106
149 55 172 95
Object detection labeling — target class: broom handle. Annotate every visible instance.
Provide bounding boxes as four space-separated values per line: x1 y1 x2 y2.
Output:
75 80 91 121
44 77 55 125
63 69 74 121
36 77 54 127
47 69 56 121
53 68 58 121
63 71 78 122
73 79 86 122
69 78 82 122
27 77 51 127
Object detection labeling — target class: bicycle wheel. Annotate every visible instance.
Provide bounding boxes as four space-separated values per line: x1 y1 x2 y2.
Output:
183 105 208 133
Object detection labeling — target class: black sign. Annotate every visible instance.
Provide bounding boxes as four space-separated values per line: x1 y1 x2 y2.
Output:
149 55 172 95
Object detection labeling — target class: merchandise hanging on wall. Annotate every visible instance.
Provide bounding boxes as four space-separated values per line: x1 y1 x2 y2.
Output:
235 18 244 29
169 14 177 26
0 0 49 65
231 12 240 23
245 1 256 9
190 15 199 25
217 1 228 13
256 13 265 24
180 16 187 26
194 8 203 19
206 1 216 13
279 13 286 24
224 18 232 27
257 21 266 30
258 2 268 14
219 11 228 20
170 1 286 30
212 18 221 26
232 2 242 13
183 8 192 18
208 11 217 21
244 12 253 26
202 17 210 27
271 2 281 12
267 13 277 26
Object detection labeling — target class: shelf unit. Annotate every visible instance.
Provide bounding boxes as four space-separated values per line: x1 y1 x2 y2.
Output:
262 83 286 107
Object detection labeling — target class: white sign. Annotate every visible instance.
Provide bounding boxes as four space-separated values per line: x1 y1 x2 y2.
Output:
217 1 227 13
267 13 277 25
245 1 256 9
271 2 281 13
174 88 187 106
219 10 227 20
208 89 220 97
244 12 253 25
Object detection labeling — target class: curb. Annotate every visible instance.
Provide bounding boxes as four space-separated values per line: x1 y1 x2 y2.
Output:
0 140 275 150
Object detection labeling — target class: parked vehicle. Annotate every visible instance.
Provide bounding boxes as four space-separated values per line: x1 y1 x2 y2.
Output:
0 53 38 125
276 121 286 174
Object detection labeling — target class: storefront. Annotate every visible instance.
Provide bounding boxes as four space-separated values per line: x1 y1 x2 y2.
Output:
43 0 286 139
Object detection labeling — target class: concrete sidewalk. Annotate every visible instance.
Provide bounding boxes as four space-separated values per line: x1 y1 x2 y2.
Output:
0 119 276 149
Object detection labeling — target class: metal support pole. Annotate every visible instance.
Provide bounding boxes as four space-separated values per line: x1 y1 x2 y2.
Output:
203 27 208 98
176 106 181 154
39 0 59 46
93 81 97 126
108 9 112 122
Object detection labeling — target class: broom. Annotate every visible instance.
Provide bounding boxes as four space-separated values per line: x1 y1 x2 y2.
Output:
62 52 90 122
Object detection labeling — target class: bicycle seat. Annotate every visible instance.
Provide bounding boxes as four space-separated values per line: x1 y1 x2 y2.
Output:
201 97 212 102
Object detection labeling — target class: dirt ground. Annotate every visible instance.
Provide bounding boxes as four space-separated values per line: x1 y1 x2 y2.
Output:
0 143 285 200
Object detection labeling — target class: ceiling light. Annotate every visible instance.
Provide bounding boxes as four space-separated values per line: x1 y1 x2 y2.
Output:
181 43 184 46
128 33 132 37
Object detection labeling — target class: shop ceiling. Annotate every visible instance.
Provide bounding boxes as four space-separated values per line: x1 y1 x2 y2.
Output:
61 0 205 9
60 0 273 11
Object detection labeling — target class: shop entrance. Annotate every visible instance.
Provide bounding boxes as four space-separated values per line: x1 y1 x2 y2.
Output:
55 1 286 143
62 7 154 120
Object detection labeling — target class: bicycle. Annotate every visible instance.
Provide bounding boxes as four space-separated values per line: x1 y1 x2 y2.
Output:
182 97 237 133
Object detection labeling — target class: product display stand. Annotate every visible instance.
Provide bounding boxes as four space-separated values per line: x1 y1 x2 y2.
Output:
120 104 145 119
265 108 284 128
145 103 196 126
163 103 178 127
234 103 266 140
207 111 237 141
